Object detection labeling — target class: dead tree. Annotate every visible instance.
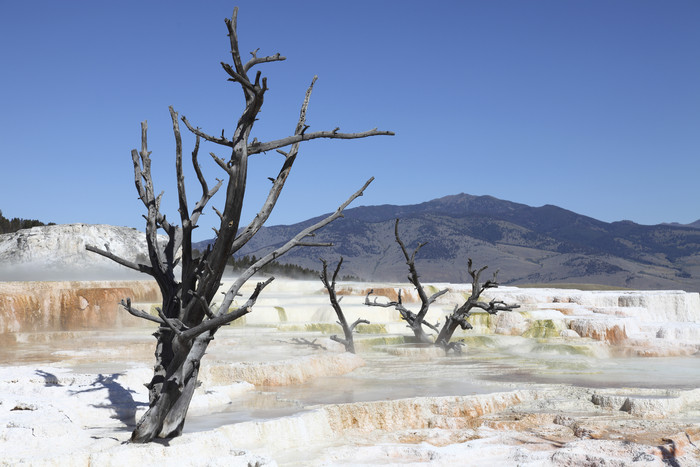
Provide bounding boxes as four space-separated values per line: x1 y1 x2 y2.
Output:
365 219 446 344
365 219 517 352
320 257 369 353
434 259 519 352
86 8 392 443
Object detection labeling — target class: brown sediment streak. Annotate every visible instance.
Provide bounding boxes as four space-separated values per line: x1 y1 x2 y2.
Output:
0 281 161 333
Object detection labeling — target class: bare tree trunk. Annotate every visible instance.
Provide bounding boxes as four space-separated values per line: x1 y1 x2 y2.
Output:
365 219 445 344
434 259 519 352
320 257 369 353
86 7 392 443
133 330 211 441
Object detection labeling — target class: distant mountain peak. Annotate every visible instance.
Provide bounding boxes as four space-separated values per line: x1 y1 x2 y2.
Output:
193 192 700 291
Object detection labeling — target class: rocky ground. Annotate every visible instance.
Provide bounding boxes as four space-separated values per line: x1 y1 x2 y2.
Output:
1 279 700 465
1 330 699 466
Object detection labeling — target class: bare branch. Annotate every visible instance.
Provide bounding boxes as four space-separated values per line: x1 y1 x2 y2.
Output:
188 290 217 319
329 335 349 347
221 178 373 314
131 149 148 203
170 107 189 227
191 134 205 192
231 76 318 253
85 245 154 276
191 184 222 227
180 277 274 341
209 151 230 172
181 115 233 147
364 289 398 308
330 257 343 287
129 120 173 285
349 318 370 331
248 128 395 155
244 51 286 72
427 288 449 304
473 299 520 314
156 307 185 337
168 107 197 292
221 62 255 91
120 298 164 325
185 133 223 226
290 337 327 350
364 289 438 333
225 8 246 77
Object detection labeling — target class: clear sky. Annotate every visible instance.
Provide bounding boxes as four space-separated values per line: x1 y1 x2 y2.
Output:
1 0 698 240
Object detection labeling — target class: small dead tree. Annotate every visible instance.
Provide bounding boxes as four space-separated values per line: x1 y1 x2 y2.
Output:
366 219 518 352
365 219 446 344
320 257 369 353
434 259 519 351
86 8 392 443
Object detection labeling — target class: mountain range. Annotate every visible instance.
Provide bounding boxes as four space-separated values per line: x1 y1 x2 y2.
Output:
1 194 698 291
195 193 700 291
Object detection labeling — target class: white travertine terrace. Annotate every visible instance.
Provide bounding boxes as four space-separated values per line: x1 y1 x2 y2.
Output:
1 278 699 465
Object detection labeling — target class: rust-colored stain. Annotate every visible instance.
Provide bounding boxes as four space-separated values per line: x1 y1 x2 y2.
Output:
0 281 161 333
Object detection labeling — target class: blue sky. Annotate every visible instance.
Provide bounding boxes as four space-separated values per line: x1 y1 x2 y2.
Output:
1 1 698 240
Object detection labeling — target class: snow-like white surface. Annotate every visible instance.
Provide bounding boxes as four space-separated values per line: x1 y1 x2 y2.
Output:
2 279 700 465
3 355 699 466
0 224 153 280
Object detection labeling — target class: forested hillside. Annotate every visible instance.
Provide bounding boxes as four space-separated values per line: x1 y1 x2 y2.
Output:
0 210 54 234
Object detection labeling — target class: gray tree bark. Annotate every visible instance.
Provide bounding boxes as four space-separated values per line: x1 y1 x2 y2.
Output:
434 259 519 352
87 7 392 443
365 219 518 352
365 219 446 344
320 257 369 353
